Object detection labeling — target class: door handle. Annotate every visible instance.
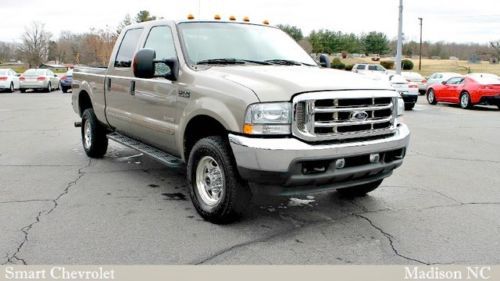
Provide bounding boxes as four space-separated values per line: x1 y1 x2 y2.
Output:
106 78 112 91
129 81 135 96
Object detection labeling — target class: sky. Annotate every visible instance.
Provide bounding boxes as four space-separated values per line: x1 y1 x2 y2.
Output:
0 0 499 44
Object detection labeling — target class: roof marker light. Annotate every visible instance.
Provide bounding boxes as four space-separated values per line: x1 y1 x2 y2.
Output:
262 19 270 25
243 16 250 22
187 14 195 20
214 14 221 20
229 15 236 21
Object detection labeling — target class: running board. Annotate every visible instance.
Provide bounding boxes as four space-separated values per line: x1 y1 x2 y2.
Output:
107 132 183 167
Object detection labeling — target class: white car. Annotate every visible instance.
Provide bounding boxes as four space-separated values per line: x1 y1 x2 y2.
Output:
387 74 419 110
401 71 427 94
352 63 388 76
0 68 20 92
425 72 462 91
20 69 60 93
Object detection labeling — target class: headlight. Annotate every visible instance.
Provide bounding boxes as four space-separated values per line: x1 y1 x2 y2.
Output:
396 97 405 116
243 102 291 135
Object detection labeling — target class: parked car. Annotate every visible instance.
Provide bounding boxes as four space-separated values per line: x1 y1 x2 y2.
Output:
401 71 426 94
425 72 462 90
60 69 73 93
0 68 20 92
19 69 60 93
352 63 388 75
427 73 500 109
72 19 409 223
387 74 419 110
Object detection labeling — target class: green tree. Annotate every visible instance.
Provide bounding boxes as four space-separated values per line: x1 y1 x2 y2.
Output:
362 31 390 55
135 10 156 23
276 24 304 41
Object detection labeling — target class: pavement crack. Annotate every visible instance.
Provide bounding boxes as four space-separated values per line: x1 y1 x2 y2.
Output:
354 214 429 265
0 199 53 204
4 159 91 265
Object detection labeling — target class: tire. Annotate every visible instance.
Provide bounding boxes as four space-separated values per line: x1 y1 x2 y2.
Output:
9 83 14 93
459 92 472 109
427 89 437 105
337 179 383 198
405 103 415 110
61 86 68 93
45 82 52 93
497 105 500 110
20 89 26 93
81 108 108 158
187 136 251 224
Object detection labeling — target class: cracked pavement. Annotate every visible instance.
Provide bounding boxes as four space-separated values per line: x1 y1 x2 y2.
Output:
1 92 499 265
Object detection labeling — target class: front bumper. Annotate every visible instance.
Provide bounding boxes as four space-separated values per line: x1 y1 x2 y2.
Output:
229 124 410 195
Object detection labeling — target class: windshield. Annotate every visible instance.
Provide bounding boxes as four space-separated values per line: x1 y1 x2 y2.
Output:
178 22 317 66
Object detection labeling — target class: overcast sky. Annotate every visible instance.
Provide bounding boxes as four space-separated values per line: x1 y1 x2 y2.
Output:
1 0 499 44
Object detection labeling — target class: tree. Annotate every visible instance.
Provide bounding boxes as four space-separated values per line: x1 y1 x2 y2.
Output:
362 31 390 55
276 24 304 41
18 22 52 67
135 10 156 23
117 14 132 36
491 41 500 59
47 41 58 62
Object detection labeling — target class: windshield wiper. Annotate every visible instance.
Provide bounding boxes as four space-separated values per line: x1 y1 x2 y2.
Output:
264 59 315 66
196 58 271 65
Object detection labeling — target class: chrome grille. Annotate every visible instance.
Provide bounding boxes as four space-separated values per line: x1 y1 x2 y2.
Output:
293 92 397 142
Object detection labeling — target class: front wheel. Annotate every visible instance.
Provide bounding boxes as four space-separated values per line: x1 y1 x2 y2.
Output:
20 89 26 93
405 103 415 110
45 82 52 93
81 108 108 158
460 92 472 109
427 89 437 105
337 180 383 198
187 136 251 224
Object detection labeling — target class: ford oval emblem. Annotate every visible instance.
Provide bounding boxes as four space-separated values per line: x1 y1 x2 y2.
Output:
351 111 369 121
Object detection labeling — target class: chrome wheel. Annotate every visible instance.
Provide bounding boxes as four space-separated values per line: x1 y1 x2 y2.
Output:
195 156 224 206
83 119 92 150
427 90 435 104
460 93 469 108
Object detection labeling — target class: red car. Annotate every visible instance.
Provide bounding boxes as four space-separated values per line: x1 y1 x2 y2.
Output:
426 73 500 109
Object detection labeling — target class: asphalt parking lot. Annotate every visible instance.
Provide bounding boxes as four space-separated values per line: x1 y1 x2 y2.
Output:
1 90 499 265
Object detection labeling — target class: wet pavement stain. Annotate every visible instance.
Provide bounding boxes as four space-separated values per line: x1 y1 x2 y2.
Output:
162 192 187 201
148 184 160 188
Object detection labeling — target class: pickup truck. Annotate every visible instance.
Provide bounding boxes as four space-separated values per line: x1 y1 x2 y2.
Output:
72 19 410 224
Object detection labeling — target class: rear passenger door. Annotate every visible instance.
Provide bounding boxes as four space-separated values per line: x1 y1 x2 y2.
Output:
105 28 144 137
132 25 180 154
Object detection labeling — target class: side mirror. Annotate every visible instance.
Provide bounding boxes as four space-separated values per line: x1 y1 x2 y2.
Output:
318 54 331 68
441 81 447 85
132 48 179 81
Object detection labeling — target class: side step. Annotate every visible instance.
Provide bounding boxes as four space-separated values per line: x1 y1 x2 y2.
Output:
107 132 183 167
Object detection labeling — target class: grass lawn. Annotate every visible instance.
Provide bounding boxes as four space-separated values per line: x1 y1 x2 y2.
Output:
340 57 500 77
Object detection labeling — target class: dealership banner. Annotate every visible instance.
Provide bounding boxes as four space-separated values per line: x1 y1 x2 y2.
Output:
1 265 498 281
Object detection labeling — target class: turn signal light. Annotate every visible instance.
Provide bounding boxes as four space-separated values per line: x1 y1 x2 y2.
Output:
243 124 253 134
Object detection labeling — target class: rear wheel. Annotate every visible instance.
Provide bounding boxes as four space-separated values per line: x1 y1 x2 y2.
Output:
20 89 26 93
81 108 108 158
9 83 14 93
61 86 68 93
187 136 251 224
405 103 415 110
45 82 52 93
337 180 383 198
460 92 472 109
427 89 437 105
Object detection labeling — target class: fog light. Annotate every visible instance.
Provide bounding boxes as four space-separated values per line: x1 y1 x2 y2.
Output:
370 153 380 163
335 158 345 169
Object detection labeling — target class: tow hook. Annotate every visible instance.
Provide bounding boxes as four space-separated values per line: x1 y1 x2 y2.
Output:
74 121 82 128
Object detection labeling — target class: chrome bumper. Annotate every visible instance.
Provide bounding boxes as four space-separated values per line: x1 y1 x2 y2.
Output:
229 124 410 173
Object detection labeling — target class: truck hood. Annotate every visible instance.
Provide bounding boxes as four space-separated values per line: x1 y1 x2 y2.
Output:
205 65 394 102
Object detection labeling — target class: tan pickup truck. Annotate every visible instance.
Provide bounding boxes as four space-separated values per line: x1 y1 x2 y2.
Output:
72 19 410 223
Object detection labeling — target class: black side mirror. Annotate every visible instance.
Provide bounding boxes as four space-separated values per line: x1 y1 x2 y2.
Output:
133 48 179 81
441 81 447 85
318 54 331 68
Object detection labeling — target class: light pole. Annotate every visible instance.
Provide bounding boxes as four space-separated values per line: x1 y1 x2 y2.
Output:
395 0 404 74
418 17 423 71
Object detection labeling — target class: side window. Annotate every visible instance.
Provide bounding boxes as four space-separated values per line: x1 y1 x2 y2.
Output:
356 64 365 70
115 28 143 68
143 26 177 76
376 65 385 71
368 65 378 71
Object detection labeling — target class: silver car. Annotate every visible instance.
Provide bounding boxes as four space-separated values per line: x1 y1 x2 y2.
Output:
19 69 60 93
425 72 462 92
